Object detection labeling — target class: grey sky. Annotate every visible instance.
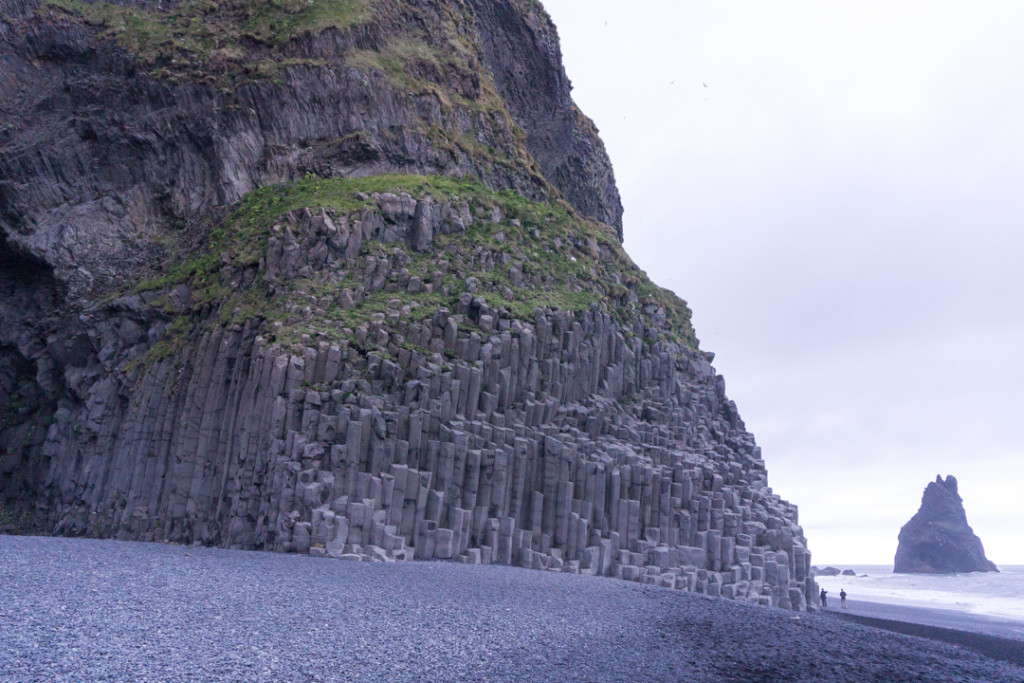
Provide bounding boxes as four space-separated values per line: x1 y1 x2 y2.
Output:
542 1 1024 564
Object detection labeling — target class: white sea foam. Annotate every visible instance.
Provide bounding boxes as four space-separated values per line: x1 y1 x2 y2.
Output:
814 565 1024 622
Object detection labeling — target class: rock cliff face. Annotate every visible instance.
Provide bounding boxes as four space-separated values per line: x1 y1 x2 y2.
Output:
0 0 814 609
894 475 997 574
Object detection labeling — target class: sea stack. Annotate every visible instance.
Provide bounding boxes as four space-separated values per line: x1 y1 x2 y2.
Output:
894 475 997 573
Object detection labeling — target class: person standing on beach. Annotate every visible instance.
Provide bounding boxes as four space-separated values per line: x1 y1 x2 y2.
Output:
840 589 847 608
820 588 827 607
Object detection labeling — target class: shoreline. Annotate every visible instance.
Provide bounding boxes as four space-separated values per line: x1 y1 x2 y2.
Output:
820 599 1024 666
819 598 1024 641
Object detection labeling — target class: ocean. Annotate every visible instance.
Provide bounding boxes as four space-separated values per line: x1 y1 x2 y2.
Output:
813 565 1024 624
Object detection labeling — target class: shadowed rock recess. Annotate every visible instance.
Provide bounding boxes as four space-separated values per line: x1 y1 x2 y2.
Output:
0 0 815 609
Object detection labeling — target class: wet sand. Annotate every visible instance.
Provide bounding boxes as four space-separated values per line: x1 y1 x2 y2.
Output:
821 598 1024 667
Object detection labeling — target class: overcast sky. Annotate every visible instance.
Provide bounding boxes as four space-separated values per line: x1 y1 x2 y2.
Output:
542 0 1024 565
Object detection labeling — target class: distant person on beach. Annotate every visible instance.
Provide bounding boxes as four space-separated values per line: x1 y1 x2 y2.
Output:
820 588 827 607
840 589 847 608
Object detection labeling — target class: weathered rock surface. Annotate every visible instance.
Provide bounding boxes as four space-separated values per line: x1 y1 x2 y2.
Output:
894 475 997 574
0 0 621 301
467 0 623 237
0 0 814 610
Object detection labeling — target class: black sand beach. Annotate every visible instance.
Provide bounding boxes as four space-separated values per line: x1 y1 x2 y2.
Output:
827 598 1024 641
2 535 1023 682
823 599 1024 668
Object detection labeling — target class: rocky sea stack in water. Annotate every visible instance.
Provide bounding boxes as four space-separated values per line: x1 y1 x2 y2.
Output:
1 0 815 608
894 475 997 574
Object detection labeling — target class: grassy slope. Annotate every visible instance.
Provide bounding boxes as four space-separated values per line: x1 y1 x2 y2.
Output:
131 175 697 367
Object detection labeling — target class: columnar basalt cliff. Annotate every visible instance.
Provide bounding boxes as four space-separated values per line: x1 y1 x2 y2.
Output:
1 0 814 609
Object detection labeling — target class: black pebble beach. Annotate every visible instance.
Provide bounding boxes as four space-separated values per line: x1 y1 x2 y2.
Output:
2 535 1022 682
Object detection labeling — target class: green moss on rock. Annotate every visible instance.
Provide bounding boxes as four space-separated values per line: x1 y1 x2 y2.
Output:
130 174 697 371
